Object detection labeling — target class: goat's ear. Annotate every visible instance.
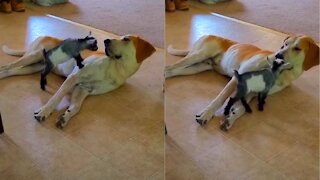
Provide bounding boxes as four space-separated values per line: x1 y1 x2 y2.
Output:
85 31 92 39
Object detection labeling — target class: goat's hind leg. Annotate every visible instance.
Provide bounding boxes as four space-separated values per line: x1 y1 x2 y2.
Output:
220 96 240 131
40 63 53 91
224 97 238 116
241 98 252 113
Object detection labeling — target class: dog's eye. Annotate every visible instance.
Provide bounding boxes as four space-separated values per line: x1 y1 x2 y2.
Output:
123 37 130 42
294 47 301 51
280 45 284 49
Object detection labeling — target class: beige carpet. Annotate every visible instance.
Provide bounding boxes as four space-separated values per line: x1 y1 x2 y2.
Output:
27 0 164 48
190 0 319 42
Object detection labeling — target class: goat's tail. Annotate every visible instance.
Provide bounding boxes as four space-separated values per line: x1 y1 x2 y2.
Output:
2 45 26 56
233 70 240 80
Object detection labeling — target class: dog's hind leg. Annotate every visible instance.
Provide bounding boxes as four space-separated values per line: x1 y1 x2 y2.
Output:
56 86 89 129
166 50 212 71
0 49 43 72
0 63 44 79
165 61 213 78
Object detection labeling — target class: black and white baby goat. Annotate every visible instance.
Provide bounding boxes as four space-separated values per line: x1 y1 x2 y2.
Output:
40 34 98 90
221 58 293 131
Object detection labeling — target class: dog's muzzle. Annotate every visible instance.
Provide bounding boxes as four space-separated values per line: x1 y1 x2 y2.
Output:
104 39 122 59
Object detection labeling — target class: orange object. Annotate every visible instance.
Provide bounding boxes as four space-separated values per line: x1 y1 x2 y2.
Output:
174 0 189 11
165 0 175 12
11 0 25 12
1 0 12 13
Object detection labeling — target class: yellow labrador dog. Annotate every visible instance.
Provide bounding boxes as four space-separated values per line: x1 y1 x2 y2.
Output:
0 35 156 128
165 34 319 130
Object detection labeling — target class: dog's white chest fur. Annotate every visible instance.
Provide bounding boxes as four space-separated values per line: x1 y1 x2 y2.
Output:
49 47 70 66
246 75 266 92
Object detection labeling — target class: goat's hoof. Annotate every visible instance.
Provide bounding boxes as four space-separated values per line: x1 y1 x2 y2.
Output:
40 85 46 91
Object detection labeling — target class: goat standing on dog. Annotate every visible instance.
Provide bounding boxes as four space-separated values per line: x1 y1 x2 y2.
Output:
41 35 98 90
221 58 293 131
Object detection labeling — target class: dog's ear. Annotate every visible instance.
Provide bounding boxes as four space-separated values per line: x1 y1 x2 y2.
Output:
135 37 156 63
302 37 319 71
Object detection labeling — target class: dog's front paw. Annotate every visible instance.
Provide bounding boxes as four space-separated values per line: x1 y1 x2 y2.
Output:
164 67 174 79
195 108 214 126
56 115 68 129
220 118 231 131
33 107 51 122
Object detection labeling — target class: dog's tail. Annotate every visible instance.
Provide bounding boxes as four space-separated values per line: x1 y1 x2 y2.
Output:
167 45 189 56
2 45 26 57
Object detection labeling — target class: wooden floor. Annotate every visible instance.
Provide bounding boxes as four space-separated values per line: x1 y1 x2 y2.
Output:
165 5 319 180
0 9 164 180
0 1 318 180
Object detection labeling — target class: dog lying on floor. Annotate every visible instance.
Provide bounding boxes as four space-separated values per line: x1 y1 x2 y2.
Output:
165 34 319 130
0 35 156 128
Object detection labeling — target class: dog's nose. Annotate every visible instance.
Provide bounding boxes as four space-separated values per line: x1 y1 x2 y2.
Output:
104 39 111 44
275 53 284 59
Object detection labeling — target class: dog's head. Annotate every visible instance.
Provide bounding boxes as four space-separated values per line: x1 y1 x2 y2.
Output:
274 35 319 71
104 35 156 63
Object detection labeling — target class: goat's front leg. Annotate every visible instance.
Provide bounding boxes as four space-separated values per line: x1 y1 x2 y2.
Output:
34 73 79 122
74 54 84 69
258 92 268 111
220 97 238 131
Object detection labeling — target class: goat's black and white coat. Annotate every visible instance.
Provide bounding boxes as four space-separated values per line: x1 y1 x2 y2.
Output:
221 58 293 131
41 35 98 90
